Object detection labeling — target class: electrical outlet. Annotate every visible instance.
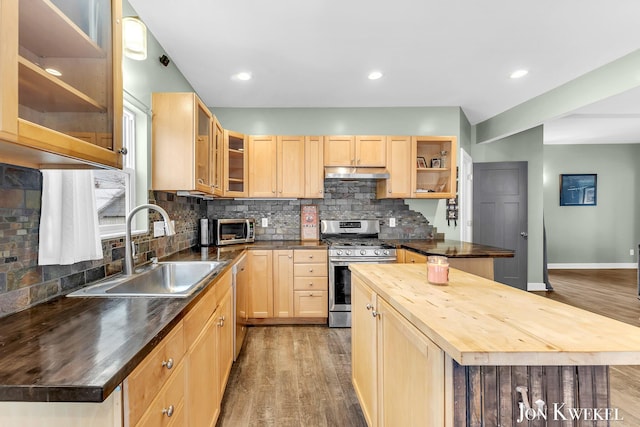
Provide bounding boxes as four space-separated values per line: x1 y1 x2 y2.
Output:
261 218 269 227
389 218 396 227
631 249 635 256
153 221 165 237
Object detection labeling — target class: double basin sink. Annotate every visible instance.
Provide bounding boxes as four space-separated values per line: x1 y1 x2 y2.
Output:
67 261 225 298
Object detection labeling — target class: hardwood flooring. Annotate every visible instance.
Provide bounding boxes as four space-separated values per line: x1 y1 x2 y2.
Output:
217 270 640 426
217 325 367 427
544 269 640 426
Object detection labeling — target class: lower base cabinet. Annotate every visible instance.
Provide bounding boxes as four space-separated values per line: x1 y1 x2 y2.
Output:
247 248 328 322
352 276 446 427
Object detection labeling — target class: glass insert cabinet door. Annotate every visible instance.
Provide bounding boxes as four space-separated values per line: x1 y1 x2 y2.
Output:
14 0 123 168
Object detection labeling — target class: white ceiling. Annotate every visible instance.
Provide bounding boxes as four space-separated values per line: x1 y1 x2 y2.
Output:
128 0 640 144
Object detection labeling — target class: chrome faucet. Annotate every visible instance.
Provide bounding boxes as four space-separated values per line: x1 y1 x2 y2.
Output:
124 203 176 276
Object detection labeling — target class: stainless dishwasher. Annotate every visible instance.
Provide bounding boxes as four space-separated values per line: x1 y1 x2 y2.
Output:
232 253 248 360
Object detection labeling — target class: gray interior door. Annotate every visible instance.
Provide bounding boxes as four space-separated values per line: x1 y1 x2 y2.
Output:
473 161 528 289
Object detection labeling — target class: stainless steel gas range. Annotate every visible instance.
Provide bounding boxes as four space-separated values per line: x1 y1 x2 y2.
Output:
322 220 397 327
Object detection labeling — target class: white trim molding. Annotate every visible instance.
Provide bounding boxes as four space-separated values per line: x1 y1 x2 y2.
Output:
527 282 547 291
547 263 637 269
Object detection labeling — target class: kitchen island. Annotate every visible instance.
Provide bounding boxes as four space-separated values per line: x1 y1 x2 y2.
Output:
350 263 640 426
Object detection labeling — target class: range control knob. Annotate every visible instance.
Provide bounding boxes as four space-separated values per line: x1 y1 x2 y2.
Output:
360 249 367 256
384 250 390 256
374 249 381 256
336 250 343 256
345 250 352 256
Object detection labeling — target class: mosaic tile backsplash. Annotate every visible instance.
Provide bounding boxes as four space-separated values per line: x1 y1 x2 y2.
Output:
0 163 206 317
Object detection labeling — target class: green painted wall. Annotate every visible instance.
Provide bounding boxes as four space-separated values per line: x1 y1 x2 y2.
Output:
470 126 545 285
544 144 640 264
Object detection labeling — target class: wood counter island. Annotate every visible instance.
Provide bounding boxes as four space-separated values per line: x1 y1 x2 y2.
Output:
350 263 640 427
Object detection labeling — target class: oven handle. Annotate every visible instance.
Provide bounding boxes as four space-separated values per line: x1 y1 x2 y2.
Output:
329 258 397 263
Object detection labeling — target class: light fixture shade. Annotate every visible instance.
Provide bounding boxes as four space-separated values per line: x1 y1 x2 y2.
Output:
123 17 147 60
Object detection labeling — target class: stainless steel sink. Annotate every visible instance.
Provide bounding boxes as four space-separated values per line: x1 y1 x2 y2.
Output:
67 261 225 298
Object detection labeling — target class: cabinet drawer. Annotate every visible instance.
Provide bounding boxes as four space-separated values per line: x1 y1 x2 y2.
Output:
405 251 427 264
293 249 327 264
125 322 185 426
214 268 232 303
294 276 328 291
294 263 327 277
183 284 217 350
136 361 186 427
294 291 328 317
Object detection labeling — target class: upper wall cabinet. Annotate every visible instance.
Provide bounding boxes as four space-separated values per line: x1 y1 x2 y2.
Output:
0 0 124 169
411 136 457 199
304 136 324 198
248 135 305 198
324 135 386 167
377 136 412 198
223 129 247 197
152 92 220 196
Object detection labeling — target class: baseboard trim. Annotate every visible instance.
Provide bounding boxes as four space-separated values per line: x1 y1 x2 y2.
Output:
527 282 547 291
547 263 637 269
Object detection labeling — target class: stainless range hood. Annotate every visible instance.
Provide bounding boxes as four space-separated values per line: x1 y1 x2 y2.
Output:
324 167 390 180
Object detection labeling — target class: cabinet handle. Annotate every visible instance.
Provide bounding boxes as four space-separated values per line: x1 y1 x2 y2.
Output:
371 310 379 318
161 358 174 370
366 304 372 311
197 178 204 184
162 405 175 417
218 315 225 327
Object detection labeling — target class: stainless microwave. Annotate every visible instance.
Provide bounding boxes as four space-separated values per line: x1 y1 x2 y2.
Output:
201 218 255 246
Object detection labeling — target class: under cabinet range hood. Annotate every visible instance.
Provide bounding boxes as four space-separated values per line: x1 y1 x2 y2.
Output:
324 167 390 180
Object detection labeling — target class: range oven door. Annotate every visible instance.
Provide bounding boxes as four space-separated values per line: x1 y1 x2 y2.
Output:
328 258 395 313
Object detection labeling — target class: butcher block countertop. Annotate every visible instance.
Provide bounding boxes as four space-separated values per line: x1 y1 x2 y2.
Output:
350 263 640 366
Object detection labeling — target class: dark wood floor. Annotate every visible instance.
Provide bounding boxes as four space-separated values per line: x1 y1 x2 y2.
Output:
217 269 640 426
217 325 367 427
544 269 640 426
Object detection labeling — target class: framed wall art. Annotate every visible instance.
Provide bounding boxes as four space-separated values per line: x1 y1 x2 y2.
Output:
560 174 597 206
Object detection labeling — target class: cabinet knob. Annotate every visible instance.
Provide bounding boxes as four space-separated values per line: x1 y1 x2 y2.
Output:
118 147 128 155
308 255 314 259
309 293 314 297
371 310 379 318
218 315 225 327
162 405 175 417
197 178 204 184
309 282 313 286
162 358 174 370
366 304 372 311
309 268 314 272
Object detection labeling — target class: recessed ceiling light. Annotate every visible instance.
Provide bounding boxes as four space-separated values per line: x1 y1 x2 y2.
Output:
510 69 528 79
368 71 383 80
45 68 62 77
235 72 252 81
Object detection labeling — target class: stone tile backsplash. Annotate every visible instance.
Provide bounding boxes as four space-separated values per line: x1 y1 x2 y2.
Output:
0 163 205 317
206 180 434 240
0 165 433 318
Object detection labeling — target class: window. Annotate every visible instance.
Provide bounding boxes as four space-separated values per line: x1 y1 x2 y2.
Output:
94 101 149 238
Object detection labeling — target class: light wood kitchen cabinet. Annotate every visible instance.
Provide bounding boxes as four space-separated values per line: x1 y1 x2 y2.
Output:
248 135 276 197
223 129 247 197
304 136 324 198
404 250 427 264
247 250 273 318
377 136 412 198
412 136 457 199
0 0 124 169
248 135 305 198
324 135 386 167
123 321 186 427
293 249 328 318
352 276 445 427
273 250 294 317
247 249 327 321
211 117 224 196
152 92 217 196
215 280 234 400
